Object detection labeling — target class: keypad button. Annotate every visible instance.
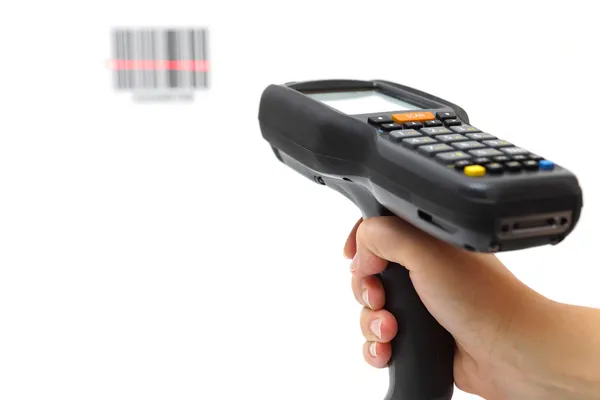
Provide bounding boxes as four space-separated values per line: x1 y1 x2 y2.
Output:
381 123 404 131
420 127 453 136
392 111 435 124
436 111 457 120
444 119 462 126
469 148 504 157
466 132 497 140
454 160 474 170
449 125 481 134
474 157 492 164
402 136 438 149
435 151 472 163
436 134 469 143
487 163 504 174
539 160 555 170
493 155 511 162
500 147 529 156
389 129 422 141
368 115 393 125
512 155 528 161
464 165 486 177
482 140 512 148
453 141 486 150
528 154 544 161
505 161 522 172
403 122 424 130
424 120 444 127
418 143 454 156
523 160 539 170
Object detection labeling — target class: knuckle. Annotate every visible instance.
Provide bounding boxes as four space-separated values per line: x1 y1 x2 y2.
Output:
359 307 371 321
359 309 372 331
355 220 368 246
356 217 377 244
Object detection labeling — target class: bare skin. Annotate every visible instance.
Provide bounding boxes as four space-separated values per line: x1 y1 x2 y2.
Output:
345 216 600 400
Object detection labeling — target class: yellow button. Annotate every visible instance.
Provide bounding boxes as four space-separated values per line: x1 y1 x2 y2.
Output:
464 165 486 177
392 111 435 124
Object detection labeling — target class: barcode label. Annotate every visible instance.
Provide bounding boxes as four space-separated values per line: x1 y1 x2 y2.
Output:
110 28 209 91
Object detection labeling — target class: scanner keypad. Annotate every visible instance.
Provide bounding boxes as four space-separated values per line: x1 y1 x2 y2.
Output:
482 140 512 148
486 163 505 174
453 141 487 150
435 151 472 163
421 127 452 136
449 125 481 134
505 161 523 172
418 143 454 155
424 120 444 127
466 132 496 140
523 160 540 170
468 148 504 157
381 122 403 131
435 134 469 143
436 111 456 120
402 136 437 148
368 115 393 125
403 122 424 130
370 111 556 177
500 147 529 155
443 119 462 126
389 129 421 140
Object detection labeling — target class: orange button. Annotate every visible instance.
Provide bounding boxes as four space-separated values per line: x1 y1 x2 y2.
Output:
392 112 435 124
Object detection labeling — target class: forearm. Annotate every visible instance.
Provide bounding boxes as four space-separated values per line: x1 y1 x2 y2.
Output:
513 296 600 400
542 301 600 399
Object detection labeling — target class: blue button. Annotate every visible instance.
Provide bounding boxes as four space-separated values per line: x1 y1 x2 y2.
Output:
539 160 555 170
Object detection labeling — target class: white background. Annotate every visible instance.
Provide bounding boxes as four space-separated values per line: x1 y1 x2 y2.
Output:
0 1 599 399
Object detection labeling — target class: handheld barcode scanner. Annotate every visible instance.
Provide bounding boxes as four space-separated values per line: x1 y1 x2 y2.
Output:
257 79 583 400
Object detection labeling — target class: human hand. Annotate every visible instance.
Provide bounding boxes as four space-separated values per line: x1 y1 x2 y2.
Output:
345 216 600 400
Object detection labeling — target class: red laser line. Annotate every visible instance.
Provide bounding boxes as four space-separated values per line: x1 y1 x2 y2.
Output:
108 60 209 71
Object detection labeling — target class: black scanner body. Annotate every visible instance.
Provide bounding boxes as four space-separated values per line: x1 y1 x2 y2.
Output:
258 79 583 400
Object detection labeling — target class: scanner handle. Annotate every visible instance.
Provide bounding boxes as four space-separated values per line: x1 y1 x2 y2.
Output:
273 154 456 399
378 261 455 400
342 182 455 399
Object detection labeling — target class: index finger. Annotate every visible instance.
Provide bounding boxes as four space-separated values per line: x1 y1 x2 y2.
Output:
350 216 436 279
343 217 362 259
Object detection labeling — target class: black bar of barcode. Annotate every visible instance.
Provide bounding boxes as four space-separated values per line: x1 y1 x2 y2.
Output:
112 28 209 90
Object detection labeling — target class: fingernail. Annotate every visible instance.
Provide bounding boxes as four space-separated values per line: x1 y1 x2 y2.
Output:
362 289 372 309
369 342 378 358
350 254 358 273
370 319 382 339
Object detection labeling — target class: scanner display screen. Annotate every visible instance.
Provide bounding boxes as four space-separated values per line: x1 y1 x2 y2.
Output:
305 90 421 114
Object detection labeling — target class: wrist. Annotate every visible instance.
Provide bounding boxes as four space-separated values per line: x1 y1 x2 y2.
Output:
509 294 600 399
539 301 600 399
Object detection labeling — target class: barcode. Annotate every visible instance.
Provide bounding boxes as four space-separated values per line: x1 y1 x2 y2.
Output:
111 28 209 91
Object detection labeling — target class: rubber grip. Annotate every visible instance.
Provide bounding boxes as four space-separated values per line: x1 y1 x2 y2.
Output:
379 262 455 400
311 176 456 398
